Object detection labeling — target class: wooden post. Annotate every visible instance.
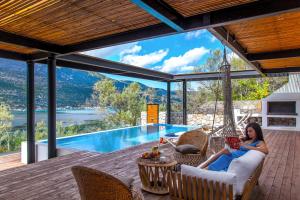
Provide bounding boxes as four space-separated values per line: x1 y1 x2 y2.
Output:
48 54 57 158
26 60 35 163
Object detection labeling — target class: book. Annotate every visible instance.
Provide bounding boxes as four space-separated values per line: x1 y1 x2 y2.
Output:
225 136 241 149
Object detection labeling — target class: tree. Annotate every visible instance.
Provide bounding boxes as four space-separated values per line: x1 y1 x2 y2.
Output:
93 78 116 109
0 102 13 152
93 78 144 126
35 121 47 140
193 50 223 103
189 49 288 111
144 88 156 104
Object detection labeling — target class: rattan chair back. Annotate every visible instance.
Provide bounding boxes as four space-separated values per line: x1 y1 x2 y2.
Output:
72 166 133 200
176 129 208 156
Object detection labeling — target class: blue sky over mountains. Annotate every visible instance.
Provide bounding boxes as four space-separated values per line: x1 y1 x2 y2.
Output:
83 30 222 74
82 30 223 89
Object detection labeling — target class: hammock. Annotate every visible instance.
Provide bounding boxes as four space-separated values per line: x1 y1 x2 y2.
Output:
209 47 239 153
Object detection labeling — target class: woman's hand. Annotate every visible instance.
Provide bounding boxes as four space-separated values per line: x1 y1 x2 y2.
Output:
239 142 250 150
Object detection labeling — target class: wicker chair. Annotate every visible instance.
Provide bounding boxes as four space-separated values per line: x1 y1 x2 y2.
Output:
173 129 208 166
167 159 265 200
72 166 144 200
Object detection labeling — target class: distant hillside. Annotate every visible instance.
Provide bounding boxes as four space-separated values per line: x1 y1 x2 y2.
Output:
0 58 167 109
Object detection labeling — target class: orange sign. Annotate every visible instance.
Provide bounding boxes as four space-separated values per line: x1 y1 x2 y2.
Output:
147 104 159 124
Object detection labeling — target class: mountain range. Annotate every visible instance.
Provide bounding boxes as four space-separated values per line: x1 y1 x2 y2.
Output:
0 58 167 109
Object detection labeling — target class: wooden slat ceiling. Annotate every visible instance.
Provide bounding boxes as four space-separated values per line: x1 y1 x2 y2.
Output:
259 57 300 69
0 0 160 46
164 0 256 17
0 42 37 54
226 10 300 69
0 0 299 72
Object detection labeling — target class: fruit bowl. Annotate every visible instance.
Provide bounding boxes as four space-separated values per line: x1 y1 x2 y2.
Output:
141 151 161 159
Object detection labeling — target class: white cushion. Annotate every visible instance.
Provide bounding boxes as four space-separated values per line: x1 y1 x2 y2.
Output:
181 164 237 196
227 150 265 195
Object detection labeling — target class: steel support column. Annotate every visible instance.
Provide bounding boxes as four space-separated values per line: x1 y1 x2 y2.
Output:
182 80 187 125
48 55 57 158
26 60 35 163
166 81 171 124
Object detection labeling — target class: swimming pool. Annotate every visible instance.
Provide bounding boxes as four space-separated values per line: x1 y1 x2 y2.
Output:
41 124 197 153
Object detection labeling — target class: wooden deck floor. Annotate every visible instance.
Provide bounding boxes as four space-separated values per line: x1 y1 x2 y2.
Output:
0 153 24 171
0 130 299 200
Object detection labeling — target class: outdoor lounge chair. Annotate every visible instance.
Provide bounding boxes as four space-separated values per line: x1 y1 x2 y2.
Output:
171 128 208 167
167 150 265 200
72 166 144 200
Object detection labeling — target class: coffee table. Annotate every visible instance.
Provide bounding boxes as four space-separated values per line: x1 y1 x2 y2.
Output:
137 157 177 194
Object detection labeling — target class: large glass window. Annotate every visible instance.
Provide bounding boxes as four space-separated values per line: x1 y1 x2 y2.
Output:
186 76 288 127
0 58 26 164
170 82 183 124
54 69 167 137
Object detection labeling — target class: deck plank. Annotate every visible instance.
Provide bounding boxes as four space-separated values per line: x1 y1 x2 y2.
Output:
0 130 298 200
0 153 24 171
278 132 296 200
255 130 284 200
291 133 300 200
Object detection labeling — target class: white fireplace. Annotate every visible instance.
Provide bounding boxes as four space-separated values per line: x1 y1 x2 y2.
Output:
262 73 300 131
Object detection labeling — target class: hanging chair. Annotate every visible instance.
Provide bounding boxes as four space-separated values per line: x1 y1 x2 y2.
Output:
209 47 239 153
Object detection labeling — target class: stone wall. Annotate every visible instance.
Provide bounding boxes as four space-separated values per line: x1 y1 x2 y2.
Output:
140 111 166 125
268 117 296 127
188 100 261 115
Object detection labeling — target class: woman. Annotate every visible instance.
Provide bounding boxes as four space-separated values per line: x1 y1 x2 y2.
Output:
201 122 268 171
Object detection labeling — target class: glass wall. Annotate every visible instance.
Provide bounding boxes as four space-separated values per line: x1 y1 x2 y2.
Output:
54 69 167 138
0 58 27 156
0 56 170 164
186 80 222 128
186 76 288 127
170 82 183 124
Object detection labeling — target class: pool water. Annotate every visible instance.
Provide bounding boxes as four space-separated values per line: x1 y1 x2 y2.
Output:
43 124 197 153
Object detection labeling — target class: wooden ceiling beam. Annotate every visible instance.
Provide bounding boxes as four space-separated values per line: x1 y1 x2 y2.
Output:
209 26 264 75
263 67 300 74
0 49 28 61
0 30 67 54
248 49 300 61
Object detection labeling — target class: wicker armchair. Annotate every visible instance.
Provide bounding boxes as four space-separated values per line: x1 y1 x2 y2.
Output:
167 159 265 200
72 166 144 200
173 129 208 166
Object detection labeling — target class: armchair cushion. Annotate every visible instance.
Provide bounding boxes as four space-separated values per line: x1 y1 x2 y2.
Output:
181 164 237 195
227 150 265 195
175 144 200 154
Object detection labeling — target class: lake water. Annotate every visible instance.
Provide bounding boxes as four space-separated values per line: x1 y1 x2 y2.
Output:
12 109 108 127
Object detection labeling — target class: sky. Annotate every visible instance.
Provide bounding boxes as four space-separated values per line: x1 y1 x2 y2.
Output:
82 29 224 89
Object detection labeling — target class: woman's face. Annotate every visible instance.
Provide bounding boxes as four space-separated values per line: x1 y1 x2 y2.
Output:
247 127 257 139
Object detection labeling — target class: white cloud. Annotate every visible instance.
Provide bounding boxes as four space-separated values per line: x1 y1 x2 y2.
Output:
181 66 195 72
210 36 217 42
121 49 168 67
81 42 137 58
185 30 205 40
160 47 209 73
151 65 162 70
120 45 142 56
